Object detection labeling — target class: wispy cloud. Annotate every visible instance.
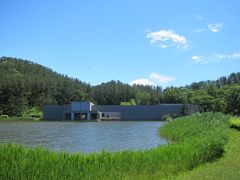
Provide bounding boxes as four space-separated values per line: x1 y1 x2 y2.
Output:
215 52 240 60
146 30 188 49
149 72 176 84
192 55 201 62
207 23 224 32
191 52 240 64
191 55 208 64
195 14 203 21
195 28 206 33
130 72 175 86
195 22 224 33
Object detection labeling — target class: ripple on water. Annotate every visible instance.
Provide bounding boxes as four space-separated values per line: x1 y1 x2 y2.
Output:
0 121 168 153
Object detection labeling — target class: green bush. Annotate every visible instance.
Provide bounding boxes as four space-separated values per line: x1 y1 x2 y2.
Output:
120 99 136 106
24 107 43 120
229 117 240 129
162 114 173 121
0 115 9 119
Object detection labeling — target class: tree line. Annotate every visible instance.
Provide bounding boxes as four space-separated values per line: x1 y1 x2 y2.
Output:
0 57 240 116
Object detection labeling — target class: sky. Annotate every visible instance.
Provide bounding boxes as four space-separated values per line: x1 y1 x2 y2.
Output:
1 0 240 87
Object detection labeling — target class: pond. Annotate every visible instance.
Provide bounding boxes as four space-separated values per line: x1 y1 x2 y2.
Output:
0 121 167 153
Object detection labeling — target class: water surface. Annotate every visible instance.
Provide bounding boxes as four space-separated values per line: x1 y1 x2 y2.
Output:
0 121 167 153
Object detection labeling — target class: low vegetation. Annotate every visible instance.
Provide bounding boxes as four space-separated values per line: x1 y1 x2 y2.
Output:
171 129 240 180
162 114 173 122
229 117 240 129
0 107 42 121
120 99 136 106
0 116 40 121
0 113 230 179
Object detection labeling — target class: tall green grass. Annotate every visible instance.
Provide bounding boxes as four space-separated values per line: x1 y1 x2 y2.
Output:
0 113 230 179
171 129 240 180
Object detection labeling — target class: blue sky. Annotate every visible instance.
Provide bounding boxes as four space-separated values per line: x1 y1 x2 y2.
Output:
1 0 240 87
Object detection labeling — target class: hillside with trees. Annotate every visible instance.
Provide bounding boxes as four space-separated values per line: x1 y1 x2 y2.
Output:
1 57 240 116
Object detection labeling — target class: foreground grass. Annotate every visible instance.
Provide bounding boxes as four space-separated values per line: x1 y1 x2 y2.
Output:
170 129 240 180
0 113 230 179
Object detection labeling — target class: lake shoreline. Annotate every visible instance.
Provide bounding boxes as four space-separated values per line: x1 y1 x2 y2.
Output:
0 113 232 179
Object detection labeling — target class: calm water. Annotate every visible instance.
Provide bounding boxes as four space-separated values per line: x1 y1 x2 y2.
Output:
0 121 167 153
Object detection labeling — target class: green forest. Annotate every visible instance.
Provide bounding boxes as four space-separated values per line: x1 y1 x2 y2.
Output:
0 57 240 117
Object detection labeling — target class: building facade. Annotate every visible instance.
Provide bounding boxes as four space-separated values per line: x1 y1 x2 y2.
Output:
43 102 198 121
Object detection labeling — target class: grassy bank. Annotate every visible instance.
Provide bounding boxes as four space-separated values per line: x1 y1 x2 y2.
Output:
170 129 240 180
0 113 230 179
0 116 41 121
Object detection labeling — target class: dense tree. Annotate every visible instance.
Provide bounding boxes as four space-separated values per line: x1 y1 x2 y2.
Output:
225 85 240 116
1 57 240 116
0 57 91 115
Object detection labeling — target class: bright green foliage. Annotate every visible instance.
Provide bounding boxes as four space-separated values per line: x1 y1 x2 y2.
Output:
0 115 9 119
24 107 43 119
160 112 229 142
0 107 42 121
229 117 240 129
0 113 230 179
120 99 136 106
162 114 173 121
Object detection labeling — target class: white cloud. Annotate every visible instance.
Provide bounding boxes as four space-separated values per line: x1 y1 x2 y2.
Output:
216 52 240 60
207 23 224 32
130 72 175 86
192 55 201 62
129 78 154 86
232 53 240 59
149 72 175 84
160 44 168 49
215 53 227 59
146 29 188 49
191 55 208 64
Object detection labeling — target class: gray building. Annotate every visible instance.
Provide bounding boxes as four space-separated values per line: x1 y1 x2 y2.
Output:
43 102 198 121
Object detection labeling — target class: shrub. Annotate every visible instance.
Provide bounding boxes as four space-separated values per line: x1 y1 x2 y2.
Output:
0 115 9 119
229 117 240 130
24 107 43 119
162 114 173 121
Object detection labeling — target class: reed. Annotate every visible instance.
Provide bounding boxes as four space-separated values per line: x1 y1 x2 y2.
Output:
0 112 230 179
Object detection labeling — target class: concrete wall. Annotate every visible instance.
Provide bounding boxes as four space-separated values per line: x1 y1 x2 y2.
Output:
43 103 199 121
71 102 93 111
43 105 70 120
92 104 187 121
